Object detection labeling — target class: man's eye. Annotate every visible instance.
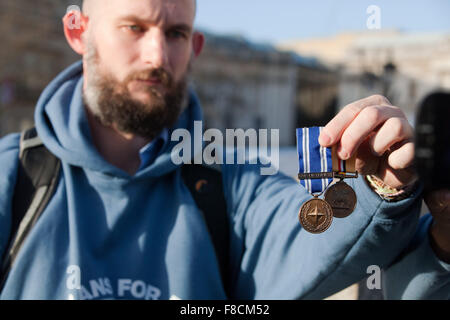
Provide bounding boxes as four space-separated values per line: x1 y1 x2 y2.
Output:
127 25 143 33
167 30 187 39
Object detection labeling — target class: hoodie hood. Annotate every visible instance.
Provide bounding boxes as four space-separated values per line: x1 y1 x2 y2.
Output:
34 61 203 179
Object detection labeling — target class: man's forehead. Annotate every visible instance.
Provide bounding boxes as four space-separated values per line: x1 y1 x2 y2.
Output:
84 0 196 25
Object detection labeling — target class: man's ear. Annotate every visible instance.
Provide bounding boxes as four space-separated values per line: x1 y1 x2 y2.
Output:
62 9 89 55
192 31 205 58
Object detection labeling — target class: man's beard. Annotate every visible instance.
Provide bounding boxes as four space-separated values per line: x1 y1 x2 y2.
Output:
83 42 189 140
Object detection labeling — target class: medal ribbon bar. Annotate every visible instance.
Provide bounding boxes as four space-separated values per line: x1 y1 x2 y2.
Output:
296 127 333 194
296 127 358 194
297 171 359 181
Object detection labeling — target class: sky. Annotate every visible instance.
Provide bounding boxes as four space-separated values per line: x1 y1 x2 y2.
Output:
195 0 450 44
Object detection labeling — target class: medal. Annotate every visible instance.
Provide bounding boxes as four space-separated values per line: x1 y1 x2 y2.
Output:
324 179 357 218
327 143 358 218
298 196 333 234
296 127 358 234
296 127 333 234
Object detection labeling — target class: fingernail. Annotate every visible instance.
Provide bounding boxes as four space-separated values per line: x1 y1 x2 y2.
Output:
339 147 349 160
320 132 331 145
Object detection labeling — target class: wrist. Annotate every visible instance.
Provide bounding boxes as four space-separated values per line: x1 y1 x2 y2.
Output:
366 175 418 202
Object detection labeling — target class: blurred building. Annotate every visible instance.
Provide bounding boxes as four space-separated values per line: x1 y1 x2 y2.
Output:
192 32 336 146
0 0 81 134
279 30 450 124
343 31 450 123
294 59 338 128
191 32 298 146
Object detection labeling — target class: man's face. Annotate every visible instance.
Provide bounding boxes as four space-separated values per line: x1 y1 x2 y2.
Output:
82 0 197 139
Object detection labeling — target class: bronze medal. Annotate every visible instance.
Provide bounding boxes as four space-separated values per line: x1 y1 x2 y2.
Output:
298 197 333 234
324 180 357 218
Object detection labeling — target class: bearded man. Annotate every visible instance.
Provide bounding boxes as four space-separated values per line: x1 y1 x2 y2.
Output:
0 0 448 300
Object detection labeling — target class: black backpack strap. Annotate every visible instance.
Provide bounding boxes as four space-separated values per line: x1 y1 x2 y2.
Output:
181 164 231 298
0 127 61 290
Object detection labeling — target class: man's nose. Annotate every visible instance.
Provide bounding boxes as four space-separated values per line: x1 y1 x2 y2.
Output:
141 29 169 69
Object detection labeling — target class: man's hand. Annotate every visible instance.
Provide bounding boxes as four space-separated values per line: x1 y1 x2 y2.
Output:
319 95 417 189
425 189 450 263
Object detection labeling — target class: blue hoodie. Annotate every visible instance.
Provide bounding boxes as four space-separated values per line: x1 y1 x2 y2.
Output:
0 61 441 300
383 214 450 300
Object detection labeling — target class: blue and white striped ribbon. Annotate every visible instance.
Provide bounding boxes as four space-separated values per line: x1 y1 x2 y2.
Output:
296 127 333 194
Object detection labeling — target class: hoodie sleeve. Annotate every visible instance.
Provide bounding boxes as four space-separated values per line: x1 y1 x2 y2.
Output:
222 162 422 299
0 133 20 261
383 214 450 300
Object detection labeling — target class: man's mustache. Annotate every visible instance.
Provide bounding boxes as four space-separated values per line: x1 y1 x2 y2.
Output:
125 68 172 87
